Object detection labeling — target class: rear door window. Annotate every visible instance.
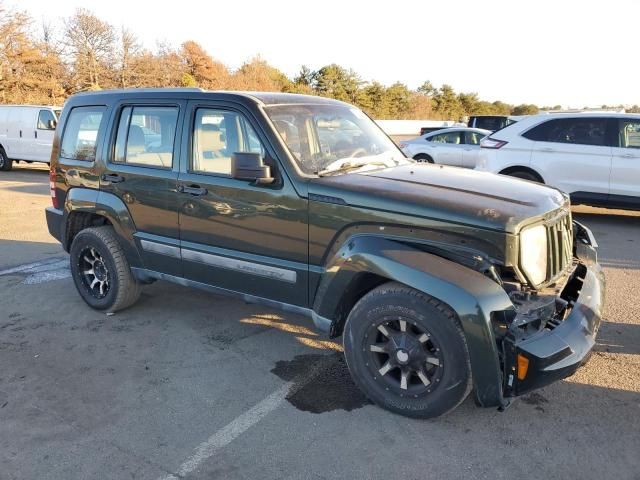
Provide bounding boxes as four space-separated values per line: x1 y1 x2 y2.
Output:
464 131 485 145
60 106 106 161
523 118 608 146
113 106 179 168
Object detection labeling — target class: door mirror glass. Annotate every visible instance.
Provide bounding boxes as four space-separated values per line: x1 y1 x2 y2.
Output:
231 152 274 184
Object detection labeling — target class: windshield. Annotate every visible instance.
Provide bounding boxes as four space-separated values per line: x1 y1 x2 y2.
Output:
264 104 409 175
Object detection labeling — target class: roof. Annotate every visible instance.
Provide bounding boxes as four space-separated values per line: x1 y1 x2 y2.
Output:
423 127 492 137
69 88 349 107
529 111 640 119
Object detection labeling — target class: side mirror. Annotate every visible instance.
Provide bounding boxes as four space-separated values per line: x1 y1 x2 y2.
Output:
231 152 274 185
47 119 57 130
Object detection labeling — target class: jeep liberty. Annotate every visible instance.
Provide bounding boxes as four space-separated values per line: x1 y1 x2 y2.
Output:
46 89 604 418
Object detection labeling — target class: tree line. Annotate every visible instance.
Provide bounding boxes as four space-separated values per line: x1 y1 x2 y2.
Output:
1 4 638 119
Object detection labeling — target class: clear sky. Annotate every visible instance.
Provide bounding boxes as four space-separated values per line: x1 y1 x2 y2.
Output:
15 0 640 107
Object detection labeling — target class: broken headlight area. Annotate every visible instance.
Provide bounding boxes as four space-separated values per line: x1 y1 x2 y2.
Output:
492 262 590 397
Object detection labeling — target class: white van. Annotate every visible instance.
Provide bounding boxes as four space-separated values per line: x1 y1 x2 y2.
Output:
0 105 62 171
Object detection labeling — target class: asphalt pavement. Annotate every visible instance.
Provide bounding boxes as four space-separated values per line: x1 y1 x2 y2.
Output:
1 163 638 480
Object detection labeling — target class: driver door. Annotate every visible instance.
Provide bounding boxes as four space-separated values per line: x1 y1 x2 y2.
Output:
177 101 309 307
34 109 57 162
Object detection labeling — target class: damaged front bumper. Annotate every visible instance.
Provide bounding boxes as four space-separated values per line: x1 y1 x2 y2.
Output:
501 221 605 399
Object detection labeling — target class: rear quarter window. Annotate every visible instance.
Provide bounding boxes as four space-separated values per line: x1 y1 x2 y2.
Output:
60 106 107 161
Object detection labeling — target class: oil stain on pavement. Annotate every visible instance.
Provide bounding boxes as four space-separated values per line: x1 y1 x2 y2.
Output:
271 353 372 413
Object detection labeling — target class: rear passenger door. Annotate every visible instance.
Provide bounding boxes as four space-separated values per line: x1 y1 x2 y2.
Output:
462 131 484 168
429 131 463 166
100 101 185 276
526 117 613 196
34 109 57 162
609 118 640 205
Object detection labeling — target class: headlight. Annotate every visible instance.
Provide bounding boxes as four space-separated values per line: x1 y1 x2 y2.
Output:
520 224 547 286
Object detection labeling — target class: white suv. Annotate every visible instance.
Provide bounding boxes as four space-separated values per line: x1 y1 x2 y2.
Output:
476 113 640 209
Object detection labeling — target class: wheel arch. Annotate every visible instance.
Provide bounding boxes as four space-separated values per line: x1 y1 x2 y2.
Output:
313 234 513 408
499 165 545 183
63 188 143 269
413 153 434 163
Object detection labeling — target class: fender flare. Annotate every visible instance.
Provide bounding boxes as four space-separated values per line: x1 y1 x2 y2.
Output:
313 235 514 407
63 188 143 269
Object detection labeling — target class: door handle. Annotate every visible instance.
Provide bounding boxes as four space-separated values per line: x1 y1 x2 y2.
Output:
101 173 125 184
540 147 555 152
178 184 208 196
35 130 37 139
621 153 635 158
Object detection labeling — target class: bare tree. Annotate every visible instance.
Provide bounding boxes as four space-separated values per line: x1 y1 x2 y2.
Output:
63 8 116 90
118 27 141 88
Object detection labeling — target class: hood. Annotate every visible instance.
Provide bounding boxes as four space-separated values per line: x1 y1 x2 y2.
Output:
309 163 569 233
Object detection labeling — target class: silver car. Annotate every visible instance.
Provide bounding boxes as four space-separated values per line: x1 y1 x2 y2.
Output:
400 127 491 168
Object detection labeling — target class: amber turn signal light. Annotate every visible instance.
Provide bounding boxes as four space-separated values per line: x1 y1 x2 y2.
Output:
517 354 530 380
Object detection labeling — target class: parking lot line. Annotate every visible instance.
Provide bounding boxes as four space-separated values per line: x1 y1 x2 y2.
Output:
159 355 335 479
159 382 292 480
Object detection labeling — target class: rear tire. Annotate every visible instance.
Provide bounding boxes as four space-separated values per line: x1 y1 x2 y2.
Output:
413 154 434 164
69 226 141 312
0 148 12 171
343 282 472 418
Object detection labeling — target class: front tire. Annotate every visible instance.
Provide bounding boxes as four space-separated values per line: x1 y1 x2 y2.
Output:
343 282 472 418
0 148 12 171
70 226 141 312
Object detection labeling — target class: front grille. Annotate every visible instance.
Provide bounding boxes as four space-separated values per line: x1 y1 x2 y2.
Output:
546 213 573 282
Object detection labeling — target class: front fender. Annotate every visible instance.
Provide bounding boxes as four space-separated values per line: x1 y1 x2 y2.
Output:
63 188 143 269
314 235 513 407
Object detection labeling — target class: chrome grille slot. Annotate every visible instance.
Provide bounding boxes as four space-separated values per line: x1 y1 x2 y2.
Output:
546 213 573 281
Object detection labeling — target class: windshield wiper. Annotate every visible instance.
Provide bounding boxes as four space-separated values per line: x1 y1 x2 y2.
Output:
317 160 394 177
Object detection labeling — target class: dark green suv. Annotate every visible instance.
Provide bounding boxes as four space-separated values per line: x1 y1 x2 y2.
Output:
45 89 604 418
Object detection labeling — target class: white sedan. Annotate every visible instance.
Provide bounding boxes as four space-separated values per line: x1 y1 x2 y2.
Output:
399 127 491 168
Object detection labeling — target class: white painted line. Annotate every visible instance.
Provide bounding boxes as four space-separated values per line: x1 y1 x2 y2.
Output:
159 382 292 480
159 356 334 480
0 258 65 276
23 268 71 284
0 257 70 285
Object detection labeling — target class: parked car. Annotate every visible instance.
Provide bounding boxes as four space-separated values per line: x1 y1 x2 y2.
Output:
476 113 640 210
399 127 491 167
468 115 521 132
46 89 603 418
0 105 62 170
419 126 448 136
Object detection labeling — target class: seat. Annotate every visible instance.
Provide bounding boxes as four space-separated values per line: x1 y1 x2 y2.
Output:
127 125 146 155
126 124 172 168
195 123 231 173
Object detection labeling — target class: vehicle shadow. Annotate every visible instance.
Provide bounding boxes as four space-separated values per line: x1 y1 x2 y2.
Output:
4 183 49 196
